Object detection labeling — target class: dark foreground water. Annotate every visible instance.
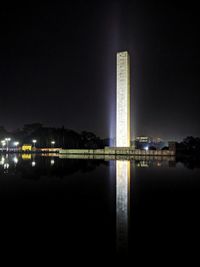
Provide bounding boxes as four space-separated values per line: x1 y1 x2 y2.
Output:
0 154 200 263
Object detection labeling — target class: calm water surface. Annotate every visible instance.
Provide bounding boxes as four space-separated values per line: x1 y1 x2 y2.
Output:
0 154 200 262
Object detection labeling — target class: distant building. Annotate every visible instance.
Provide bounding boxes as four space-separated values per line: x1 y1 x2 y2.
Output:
135 136 152 149
135 136 165 150
153 137 162 143
152 138 166 149
22 144 32 151
136 136 152 143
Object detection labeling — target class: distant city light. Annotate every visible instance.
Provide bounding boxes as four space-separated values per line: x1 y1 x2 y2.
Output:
50 159 55 166
14 141 19 146
32 139 37 149
51 141 55 148
144 146 149 151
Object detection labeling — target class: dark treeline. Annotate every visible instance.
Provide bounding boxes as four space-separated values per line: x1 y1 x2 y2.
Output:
176 136 200 155
176 137 200 169
1 124 200 153
0 123 109 149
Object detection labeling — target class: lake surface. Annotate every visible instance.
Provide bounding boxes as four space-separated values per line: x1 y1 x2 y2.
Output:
0 154 200 262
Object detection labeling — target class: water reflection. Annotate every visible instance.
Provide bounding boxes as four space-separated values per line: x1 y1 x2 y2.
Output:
0 154 107 179
1 154 200 171
116 160 130 252
31 161 36 167
13 156 18 164
22 154 31 160
1 153 199 254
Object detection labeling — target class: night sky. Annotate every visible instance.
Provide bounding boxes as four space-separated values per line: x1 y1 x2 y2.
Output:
0 1 199 141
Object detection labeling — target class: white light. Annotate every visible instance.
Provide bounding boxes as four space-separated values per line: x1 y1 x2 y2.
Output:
0 157 5 165
32 161 36 167
14 141 19 146
1 140 6 146
145 146 149 151
4 163 9 169
50 159 55 165
51 141 55 145
32 140 37 144
5 138 11 141
13 157 18 164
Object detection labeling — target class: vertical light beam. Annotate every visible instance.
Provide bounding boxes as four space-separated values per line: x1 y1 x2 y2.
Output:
116 51 130 147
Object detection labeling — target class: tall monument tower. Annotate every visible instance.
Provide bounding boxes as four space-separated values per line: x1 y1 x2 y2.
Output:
116 51 130 147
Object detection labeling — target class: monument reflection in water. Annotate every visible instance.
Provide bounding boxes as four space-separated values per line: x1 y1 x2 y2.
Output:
116 160 130 252
0 153 180 254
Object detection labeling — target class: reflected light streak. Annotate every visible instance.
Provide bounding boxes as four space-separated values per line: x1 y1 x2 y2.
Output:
13 157 18 164
4 163 9 169
116 160 130 252
32 161 36 167
22 154 31 160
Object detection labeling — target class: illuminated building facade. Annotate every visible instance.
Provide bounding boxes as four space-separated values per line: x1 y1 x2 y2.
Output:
116 51 130 147
22 144 32 151
135 136 165 150
135 136 153 143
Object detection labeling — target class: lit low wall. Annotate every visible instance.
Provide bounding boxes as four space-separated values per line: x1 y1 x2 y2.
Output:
59 147 175 156
59 149 105 154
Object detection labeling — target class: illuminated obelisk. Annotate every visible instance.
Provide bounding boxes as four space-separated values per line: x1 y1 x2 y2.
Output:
116 51 130 147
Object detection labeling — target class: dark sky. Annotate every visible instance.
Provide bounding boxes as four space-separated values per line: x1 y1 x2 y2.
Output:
0 1 199 141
